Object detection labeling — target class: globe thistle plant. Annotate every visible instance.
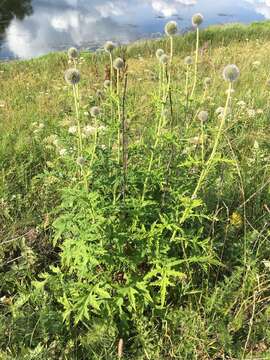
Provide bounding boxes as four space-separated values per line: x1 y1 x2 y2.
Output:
65 68 80 86
68 47 79 68
223 64 240 83
104 41 115 53
184 56 193 66
159 54 169 65
90 106 101 118
104 41 116 92
156 48 164 59
190 13 204 97
165 21 178 62
104 79 111 89
192 13 204 27
113 57 124 96
198 110 208 122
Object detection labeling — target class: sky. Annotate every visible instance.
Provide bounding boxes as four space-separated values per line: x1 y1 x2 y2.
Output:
0 0 269 59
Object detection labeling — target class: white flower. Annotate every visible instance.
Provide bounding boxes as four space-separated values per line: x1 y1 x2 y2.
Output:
83 125 96 136
237 100 246 108
252 61 261 68
247 109 256 118
68 126 77 134
98 125 107 133
215 107 225 115
59 148 67 156
257 109 263 114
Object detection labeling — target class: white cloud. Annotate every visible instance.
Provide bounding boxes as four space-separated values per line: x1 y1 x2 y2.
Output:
245 0 270 18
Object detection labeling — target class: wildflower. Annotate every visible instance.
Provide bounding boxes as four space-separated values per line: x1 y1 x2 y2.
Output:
156 48 164 59
257 109 263 114
65 68 80 85
104 80 111 88
215 107 225 115
192 13 204 27
68 47 79 60
198 110 208 122
254 140 259 150
90 106 101 117
113 57 124 70
68 126 77 134
237 100 246 107
76 157 86 166
223 64 240 82
247 109 256 118
159 54 169 65
252 60 261 68
0 100 5 108
165 21 178 36
225 88 235 95
83 125 96 136
38 123 45 129
230 212 243 227
204 77 211 87
184 56 193 66
59 148 67 156
98 125 106 133
104 41 115 53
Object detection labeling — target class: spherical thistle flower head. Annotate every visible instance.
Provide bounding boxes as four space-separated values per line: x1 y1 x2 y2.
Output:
165 21 178 36
192 13 204 27
204 77 211 87
104 41 115 53
104 79 111 88
90 106 101 117
113 57 124 70
156 48 164 59
76 156 86 166
184 56 193 66
198 110 209 122
65 68 80 85
223 64 240 83
159 53 169 65
68 47 79 60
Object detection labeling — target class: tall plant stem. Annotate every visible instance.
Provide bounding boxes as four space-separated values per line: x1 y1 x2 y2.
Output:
72 84 88 191
73 84 83 156
190 27 200 98
117 69 121 163
121 74 128 202
110 53 113 93
184 66 190 121
170 36 173 63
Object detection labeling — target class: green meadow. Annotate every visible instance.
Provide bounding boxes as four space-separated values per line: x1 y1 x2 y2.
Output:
0 20 270 359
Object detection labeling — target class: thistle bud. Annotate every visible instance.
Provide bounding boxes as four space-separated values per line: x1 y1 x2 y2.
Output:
65 68 80 85
68 47 79 60
90 106 101 117
113 57 124 70
192 13 204 27
198 110 209 122
104 41 115 53
159 54 169 65
184 56 193 66
223 64 240 82
156 48 164 59
165 21 178 36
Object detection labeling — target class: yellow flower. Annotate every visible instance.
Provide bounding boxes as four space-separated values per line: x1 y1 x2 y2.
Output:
230 212 243 227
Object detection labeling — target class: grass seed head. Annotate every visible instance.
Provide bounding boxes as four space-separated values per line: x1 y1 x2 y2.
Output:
156 48 164 59
104 41 115 53
165 21 178 36
68 47 79 60
192 13 204 27
223 64 240 82
65 68 80 85
184 56 193 66
113 57 124 70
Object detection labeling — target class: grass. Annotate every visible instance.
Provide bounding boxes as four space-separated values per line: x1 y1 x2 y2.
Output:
0 20 270 359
